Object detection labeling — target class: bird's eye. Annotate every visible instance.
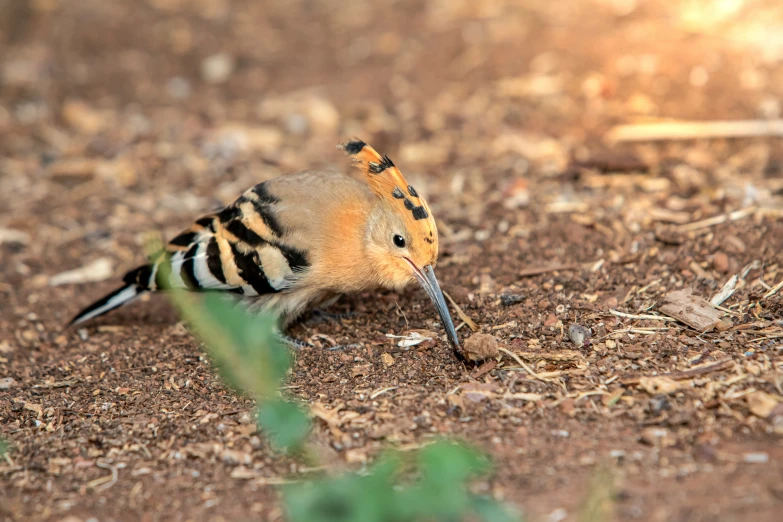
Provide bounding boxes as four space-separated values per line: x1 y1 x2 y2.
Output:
393 234 406 248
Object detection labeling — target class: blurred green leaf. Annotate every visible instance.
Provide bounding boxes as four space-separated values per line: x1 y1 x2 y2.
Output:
146 248 287 399
165 288 287 398
579 465 614 522
285 459 398 522
0 439 8 458
285 443 518 522
471 495 523 522
419 441 491 484
397 441 491 520
258 398 311 451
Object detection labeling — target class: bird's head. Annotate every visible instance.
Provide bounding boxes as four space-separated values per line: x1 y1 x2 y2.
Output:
341 139 459 349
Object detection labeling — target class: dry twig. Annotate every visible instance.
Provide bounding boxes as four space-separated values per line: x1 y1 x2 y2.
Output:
443 291 478 331
609 310 676 322
675 207 756 233
498 347 556 383
605 119 783 144
622 359 733 385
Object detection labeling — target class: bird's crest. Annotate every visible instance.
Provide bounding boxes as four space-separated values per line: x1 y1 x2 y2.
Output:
339 139 431 222
339 139 439 266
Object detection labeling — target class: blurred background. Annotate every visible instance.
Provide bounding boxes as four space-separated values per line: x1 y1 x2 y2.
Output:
2 0 782 268
2 0 782 300
2 1 783 521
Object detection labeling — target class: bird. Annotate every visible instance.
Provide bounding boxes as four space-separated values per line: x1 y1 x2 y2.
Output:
68 139 461 350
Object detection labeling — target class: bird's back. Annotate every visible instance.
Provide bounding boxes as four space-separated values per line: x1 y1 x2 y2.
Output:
162 169 374 295
68 169 374 326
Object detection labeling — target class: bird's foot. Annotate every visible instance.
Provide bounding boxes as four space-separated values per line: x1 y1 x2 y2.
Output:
275 332 314 350
325 343 363 351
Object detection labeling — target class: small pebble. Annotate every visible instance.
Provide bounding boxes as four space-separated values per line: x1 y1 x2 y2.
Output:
166 77 192 100
201 53 234 84
712 252 729 273
743 452 769 464
568 324 592 347
500 293 525 306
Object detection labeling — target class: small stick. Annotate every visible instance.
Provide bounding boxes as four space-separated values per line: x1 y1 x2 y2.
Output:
503 350 583 363
498 347 555 383
88 461 119 492
621 359 733 385
609 327 670 336
605 119 783 144
711 275 738 306
31 379 80 389
609 309 676 322
443 291 478 331
763 279 783 299
675 207 756 233
519 264 579 277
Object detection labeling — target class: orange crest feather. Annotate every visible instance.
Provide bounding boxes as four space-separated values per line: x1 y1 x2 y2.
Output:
339 139 439 265
339 139 431 219
339 140 406 196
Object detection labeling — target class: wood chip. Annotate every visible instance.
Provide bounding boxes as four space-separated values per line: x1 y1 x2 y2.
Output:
0 227 30 245
659 288 725 332
711 275 738 306
381 353 395 367
746 391 779 418
675 207 756 233
470 360 497 379
610 310 675 322
49 257 114 286
638 376 681 395
518 264 578 278
763 279 783 299
622 359 733 385
605 119 783 144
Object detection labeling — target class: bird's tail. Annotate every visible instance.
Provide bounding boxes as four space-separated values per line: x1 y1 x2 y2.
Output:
67 264 154 327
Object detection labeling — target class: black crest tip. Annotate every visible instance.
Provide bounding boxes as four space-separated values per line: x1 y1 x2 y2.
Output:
341 140 366 155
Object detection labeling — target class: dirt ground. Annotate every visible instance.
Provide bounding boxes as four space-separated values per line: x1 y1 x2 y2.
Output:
2 1 783 521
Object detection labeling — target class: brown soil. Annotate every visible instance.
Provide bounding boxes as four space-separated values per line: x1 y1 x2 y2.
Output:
2 1 783 521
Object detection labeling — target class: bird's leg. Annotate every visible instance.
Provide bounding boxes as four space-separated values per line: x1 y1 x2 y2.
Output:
307 309 356 324
274 330 314 350
325 343 362 351
304 294 354 324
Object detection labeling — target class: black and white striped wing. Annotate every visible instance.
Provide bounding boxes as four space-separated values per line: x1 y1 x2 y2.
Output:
151 182 311 296
68 181 313 327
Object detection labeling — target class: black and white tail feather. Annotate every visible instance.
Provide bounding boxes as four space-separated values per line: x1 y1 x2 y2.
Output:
68 180 310 328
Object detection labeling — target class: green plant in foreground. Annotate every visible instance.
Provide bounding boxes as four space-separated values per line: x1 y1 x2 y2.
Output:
157 253 519 521
286 442 519 522
0 439 8 459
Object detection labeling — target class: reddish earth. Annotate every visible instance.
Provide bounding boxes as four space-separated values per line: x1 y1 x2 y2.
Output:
1 1 782 521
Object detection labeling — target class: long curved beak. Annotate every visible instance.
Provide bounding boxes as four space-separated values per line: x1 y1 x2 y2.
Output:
412 264 460 349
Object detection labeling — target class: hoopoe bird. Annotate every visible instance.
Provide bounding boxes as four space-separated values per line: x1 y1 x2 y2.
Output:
68 140 460 350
